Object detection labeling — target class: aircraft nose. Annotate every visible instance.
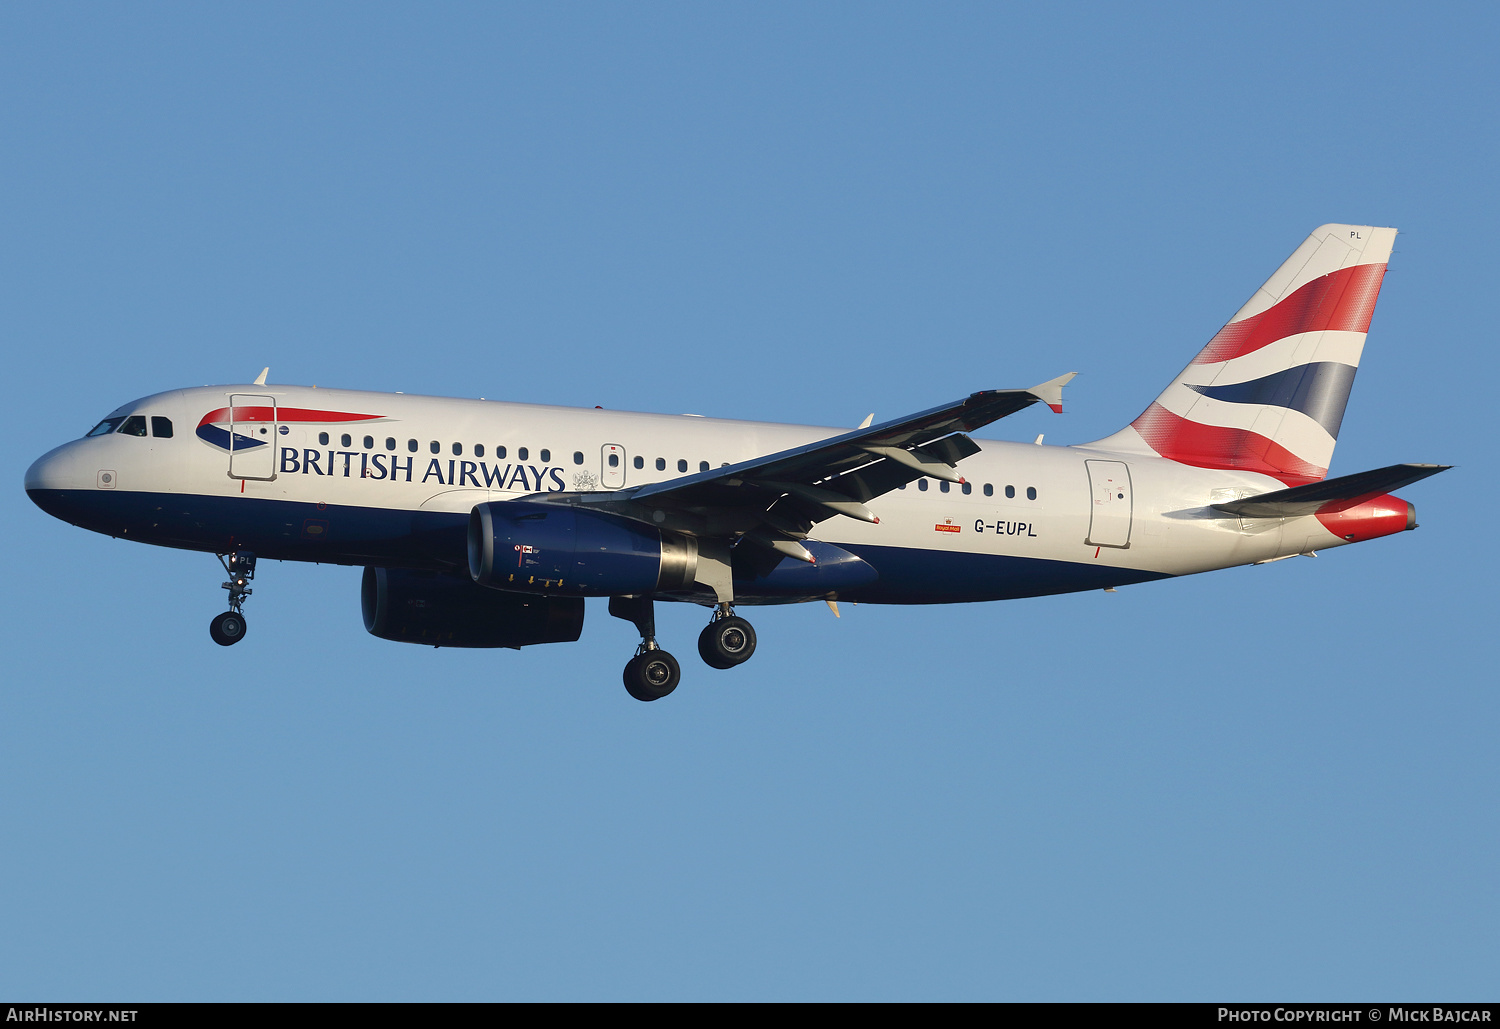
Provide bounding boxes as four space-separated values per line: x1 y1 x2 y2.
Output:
27 443 79 492
25 441 94 520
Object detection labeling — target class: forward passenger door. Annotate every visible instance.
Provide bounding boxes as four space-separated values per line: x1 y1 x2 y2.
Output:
229 394 278 481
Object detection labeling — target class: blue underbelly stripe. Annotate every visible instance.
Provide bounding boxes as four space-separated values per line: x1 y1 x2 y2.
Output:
26 489 1174 604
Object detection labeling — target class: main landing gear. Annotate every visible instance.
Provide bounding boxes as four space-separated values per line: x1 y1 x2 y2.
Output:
610 596 680 701
609 597 759 702
210 551 256 647
698 603 757 669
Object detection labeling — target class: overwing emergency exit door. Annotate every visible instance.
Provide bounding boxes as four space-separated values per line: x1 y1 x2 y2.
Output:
229 394 278 481
1085 460 1132 548
601 444 626 488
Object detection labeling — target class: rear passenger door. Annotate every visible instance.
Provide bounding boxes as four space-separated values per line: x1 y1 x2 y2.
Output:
1084 460 1132 548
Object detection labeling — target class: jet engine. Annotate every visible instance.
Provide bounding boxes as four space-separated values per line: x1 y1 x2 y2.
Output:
468 501 697 596
361 566 584 648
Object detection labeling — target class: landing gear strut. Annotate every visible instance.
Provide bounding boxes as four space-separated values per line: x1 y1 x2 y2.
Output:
210 551 256 647
609 596 681 702
698 603 757 669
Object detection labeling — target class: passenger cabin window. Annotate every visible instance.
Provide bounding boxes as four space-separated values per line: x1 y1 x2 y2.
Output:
940 481 950 493
341 433 352 447
450 442 461 456
699 461 709 472
363 435 373 450
475 444 485 458
633 456 644 469
151 417 173 438
656 458 666 471
540 449 551 463
573 451 583 465
609 453 619 468
961 482 971 495
1005 485 1015 499
386 438 396 451
430 441 440 454
496 446 507 459
87 417 125 437
319 432 330 445
518 447 529 461
1027 487 1037 500
984 484 994 497
118 416 148 437
677 459 687 473
918 479 929 491
407 439 418 452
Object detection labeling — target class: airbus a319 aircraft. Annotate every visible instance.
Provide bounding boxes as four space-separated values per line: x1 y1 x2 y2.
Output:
26 224 1447 701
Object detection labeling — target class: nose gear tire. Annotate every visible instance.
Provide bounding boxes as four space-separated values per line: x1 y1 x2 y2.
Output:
210 611 247 647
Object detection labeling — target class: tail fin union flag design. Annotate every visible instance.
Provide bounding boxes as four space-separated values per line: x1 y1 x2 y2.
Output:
195 407 383 453
1122 225 1394 486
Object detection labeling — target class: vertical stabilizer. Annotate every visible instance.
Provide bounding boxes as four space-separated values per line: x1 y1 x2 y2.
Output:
1088 224 1397 485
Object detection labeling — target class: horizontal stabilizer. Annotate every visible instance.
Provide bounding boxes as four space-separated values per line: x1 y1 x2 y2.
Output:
1212 463 1450 518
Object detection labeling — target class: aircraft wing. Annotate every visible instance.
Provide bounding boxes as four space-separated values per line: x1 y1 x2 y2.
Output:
542 373 1075 561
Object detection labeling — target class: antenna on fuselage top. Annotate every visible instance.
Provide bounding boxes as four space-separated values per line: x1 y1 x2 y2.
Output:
253 367 269 386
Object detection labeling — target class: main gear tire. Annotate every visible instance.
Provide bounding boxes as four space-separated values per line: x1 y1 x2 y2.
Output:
698 616 756 669
623 650 680 701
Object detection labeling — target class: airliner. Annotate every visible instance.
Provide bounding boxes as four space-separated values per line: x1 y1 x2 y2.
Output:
25 224 1447 701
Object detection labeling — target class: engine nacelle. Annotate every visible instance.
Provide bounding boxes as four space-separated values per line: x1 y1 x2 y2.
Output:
468 501 697 596
361 566 584 648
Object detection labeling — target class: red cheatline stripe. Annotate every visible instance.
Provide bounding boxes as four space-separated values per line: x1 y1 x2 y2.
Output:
1130 402 1326 486
198 407 382 427
1192 263 1386 365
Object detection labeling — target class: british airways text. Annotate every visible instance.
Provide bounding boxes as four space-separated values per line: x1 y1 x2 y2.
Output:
279 448 568 491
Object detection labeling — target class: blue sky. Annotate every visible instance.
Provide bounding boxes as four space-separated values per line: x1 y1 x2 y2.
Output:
1 3 1494 1000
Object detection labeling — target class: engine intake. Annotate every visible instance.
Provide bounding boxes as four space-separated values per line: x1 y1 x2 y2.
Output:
469 501 697 596
362 566 584 648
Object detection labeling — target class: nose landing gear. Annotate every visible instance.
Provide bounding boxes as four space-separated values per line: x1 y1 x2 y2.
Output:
210 551 256 647
698 603 757 669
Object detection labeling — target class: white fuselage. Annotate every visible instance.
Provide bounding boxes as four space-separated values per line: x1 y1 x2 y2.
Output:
26 383 1356 605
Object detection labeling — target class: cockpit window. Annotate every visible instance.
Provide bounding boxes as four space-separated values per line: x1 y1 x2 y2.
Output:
86 417 125 437
151 417 173 438
118 416 148 436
